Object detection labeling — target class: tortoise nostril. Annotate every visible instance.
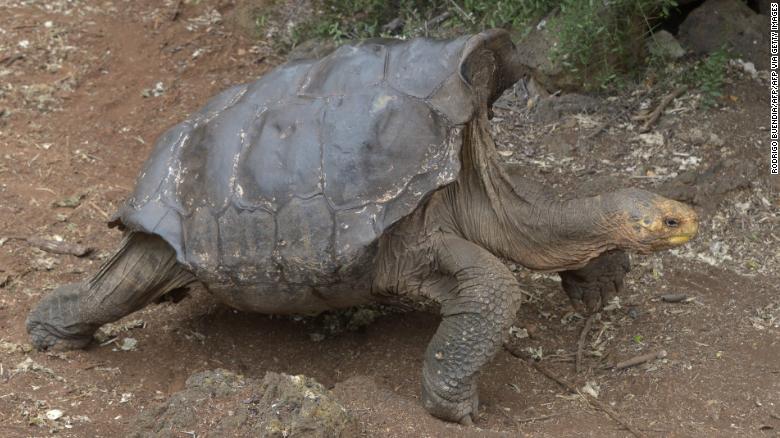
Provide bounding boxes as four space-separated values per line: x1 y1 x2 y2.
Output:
664 218 680 228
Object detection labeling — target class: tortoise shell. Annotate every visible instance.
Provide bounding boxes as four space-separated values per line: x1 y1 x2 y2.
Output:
112 29 523 287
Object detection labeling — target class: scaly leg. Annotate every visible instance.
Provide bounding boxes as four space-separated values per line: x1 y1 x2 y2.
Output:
27 232 195 350
421 235 522 424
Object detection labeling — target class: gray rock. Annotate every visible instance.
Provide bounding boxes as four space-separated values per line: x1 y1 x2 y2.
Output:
756 0 772 15
515 16 583 92
531 93 601 124
679 0 770 69
647 30 685 59
287 38 339 62
659 159 756 210
130 369 356 438
680 127 708 146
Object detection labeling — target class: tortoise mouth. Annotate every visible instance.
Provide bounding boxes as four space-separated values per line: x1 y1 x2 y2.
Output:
666 233 695 245
645 227 698 252
635 224 698 253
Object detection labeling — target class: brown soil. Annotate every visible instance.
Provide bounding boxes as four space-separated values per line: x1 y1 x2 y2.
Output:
1 1 778 437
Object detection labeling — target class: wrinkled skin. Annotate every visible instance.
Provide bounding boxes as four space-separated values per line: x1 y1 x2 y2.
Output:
366 117 697 422
26 31 700 425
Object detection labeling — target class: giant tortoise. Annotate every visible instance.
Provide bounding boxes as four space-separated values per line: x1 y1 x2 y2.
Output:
27 29 698 424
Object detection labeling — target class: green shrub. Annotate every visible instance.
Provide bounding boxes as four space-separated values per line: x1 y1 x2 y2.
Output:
687 47 729 108
257 0 679 90
550 0 678 89
274 0 555 45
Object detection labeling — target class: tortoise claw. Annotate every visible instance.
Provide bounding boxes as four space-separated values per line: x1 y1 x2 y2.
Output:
459 414 474 426
421 369 479 425
26 283 97 351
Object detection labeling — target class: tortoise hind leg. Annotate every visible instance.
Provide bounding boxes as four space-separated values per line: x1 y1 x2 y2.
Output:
26 232 195 351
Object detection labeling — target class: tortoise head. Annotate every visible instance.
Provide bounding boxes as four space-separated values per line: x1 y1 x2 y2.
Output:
610 188 699 253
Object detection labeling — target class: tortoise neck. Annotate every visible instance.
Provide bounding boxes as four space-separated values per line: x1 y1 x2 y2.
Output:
447 115 623 271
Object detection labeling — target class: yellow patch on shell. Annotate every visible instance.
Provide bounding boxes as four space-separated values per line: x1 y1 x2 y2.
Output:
371 94 396 113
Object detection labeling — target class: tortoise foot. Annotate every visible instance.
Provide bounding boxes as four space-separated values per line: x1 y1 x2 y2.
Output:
26 283 98 351
421 369 479 425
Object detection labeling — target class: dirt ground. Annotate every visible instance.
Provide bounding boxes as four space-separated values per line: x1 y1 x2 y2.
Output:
1 1 778 437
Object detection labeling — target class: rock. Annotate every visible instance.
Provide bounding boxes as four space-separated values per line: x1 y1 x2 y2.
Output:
730 58 758 79
141 82 165 98
287 38 339 62
647 30 685 59
260 373 355 437
509 326 529 339
531 93 601 124
677 128 723 147
678 0 770 70
581 381 600 398
542 131 576 155
515 16 583 92
757 0 772 15
129 369 356 438
45 409 63 421
118 337 138 351
707 132 724 147
0 340 34 354
659 159 756 210
636 132 664 147
681 127 708 146
382 17 405 34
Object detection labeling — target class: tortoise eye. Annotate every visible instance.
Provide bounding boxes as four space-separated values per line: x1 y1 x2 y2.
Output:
664 217 680 228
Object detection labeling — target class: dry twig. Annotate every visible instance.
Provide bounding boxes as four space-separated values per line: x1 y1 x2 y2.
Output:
584 89 649 140
80 362 105 371
493 102 522 114
660 293 688 303
504 344 645 438
614 350 667 371
170 0 184 21
27 236 92 257
427 11 452 28
576 314 598 374
89 201 109 219
1 54 24 67
420 11 452 37
585 108 631 140
446 0 475 23
4 236 92 257
635 85 687 132
517 414 557 424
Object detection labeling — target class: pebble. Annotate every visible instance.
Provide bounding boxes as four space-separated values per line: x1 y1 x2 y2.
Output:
45 409 63 420
119 337 138 351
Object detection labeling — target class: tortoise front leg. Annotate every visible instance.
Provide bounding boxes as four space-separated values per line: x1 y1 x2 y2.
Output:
559 250 630 314
422 236 522 424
